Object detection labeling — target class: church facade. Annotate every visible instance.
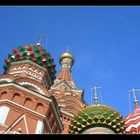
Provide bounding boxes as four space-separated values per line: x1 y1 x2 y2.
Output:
0 42 139 134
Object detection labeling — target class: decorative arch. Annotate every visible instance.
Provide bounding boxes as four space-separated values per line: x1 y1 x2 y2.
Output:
35 103 44 114
12 93 21 104
0 74 14 83
24 98 33 109
0 78 12 83
1 91 7 99
15 77 49 96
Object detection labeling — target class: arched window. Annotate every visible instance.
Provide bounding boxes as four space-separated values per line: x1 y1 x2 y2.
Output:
1 91 7 99
12 93 21 104
0 106 10 124
24 98 32 109
35 103 44 114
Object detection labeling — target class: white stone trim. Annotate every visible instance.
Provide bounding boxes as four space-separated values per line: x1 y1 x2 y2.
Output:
9 70 42 80
19 82 45 95
0 83 63 132
35 120 44 134
0 100 45 118
8 60 52 85
0 83 51 102
64 92 71 96
0 78 12 82
0 100 53 133
4 115 29 134
0 106 10 125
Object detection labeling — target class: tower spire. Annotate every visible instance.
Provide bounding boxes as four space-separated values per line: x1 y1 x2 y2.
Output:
36 34 43 46
91 86 101 105
66 45 70 53
39 34 43 44
51 50 76 89
129 89 140 108
36 34 48 46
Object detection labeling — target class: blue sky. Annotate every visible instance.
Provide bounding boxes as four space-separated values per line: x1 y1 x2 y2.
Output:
0 6 140 117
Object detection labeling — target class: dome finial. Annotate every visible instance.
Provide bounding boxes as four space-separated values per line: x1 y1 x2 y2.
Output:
36 34 43 46
66 45 70 53
129 89 140 108
36 34 48 48
91 86 102 105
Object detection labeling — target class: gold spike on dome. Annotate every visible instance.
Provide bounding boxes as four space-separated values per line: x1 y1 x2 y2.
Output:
134 99 138 107
76 122 81 125
116 128 120 132
86 122 91 126
81 124 86 128
59 50 75 65
108 122 112 126
77 128 82 131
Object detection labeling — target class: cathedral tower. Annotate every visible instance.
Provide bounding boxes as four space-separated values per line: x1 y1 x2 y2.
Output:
49 50 86 133
0 43 63 134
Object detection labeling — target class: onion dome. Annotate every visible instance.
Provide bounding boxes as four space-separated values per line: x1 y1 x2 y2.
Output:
59 50 75 65
69 104 124 134
3 44 56 80
125 100 140 134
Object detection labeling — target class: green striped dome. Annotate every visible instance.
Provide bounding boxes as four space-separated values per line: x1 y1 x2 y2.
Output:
3 44 56 80
69 104 125 134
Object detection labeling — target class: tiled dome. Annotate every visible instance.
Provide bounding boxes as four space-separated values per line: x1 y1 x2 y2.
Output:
3 44 56 80
69 104 124 134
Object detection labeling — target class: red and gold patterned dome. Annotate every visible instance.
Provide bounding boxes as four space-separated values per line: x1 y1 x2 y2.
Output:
3 43 56 80
125 101 140 134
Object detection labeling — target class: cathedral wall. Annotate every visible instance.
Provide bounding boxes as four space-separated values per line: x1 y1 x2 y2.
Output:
0 84 63 133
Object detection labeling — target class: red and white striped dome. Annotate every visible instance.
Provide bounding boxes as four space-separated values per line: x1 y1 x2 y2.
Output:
125 105 140 134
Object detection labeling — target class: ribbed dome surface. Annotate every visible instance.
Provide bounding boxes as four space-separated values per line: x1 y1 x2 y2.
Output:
69 104 124 134
4 44 56 80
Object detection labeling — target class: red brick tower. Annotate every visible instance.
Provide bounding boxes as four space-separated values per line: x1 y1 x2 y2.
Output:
49 50 86 133
0 43 63 134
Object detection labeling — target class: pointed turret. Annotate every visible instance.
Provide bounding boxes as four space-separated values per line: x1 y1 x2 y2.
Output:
57 50 76 88
49 50 86 134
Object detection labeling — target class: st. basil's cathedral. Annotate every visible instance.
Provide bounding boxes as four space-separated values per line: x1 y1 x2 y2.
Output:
0 42 140 134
